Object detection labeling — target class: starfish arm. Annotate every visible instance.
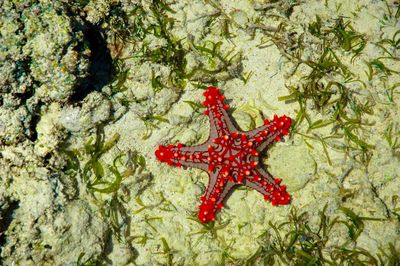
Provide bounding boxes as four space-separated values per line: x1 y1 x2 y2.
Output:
202 87 238 140
197 169 236 222
155 143 210 171
245 115 292 150
245 167 290 206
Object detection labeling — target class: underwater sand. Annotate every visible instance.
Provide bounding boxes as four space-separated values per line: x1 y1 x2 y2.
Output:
0 0 399 265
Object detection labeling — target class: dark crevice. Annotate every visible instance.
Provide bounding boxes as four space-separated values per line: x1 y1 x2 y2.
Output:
0 200 20 249
43 153 52 165
13 58 31 81
26 100 43 142
70 22 113 103
13 56 36 104
60 3 115 103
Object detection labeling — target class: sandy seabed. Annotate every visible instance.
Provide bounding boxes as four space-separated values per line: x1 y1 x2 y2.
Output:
0 0 399 265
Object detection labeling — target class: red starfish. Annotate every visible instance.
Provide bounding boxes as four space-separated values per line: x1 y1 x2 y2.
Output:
155 87 291 223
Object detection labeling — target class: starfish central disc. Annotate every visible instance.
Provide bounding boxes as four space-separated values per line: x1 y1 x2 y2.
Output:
208 133 259 183
155 86 292 223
